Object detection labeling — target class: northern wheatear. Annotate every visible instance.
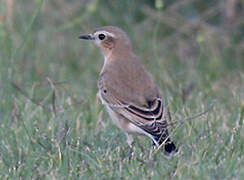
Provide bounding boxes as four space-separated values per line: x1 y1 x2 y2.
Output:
79 26 176 154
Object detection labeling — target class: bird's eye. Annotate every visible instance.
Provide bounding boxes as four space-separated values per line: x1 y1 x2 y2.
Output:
98 34 106 40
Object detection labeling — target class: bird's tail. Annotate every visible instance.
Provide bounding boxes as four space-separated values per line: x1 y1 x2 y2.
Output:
164 139 176 154
154 130 177 154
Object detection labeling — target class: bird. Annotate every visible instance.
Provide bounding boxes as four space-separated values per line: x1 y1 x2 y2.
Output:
79 26 176 155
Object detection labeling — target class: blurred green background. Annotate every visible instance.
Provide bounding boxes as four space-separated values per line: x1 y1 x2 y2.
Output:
0 0 243 179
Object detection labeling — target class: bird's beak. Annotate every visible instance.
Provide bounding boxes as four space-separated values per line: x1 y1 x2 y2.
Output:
79 34 94 40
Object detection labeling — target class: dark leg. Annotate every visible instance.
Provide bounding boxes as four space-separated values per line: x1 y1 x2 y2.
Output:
126 133 134 160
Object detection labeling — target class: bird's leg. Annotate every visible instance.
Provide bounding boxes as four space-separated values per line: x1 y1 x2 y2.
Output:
152 141 158 150
126 133 134 160
149 141 157 158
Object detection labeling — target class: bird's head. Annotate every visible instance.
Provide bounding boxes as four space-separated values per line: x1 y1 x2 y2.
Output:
79 26 132 58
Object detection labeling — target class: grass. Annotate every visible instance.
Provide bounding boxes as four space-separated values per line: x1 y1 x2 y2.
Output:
0 0 243 179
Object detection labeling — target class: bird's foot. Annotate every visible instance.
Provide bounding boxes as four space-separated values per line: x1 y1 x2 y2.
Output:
128 145 134 161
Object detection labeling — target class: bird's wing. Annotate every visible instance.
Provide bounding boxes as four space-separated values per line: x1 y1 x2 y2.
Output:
98 72 168 136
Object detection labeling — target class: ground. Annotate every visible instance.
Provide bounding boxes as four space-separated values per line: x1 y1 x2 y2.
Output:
0 0 243 179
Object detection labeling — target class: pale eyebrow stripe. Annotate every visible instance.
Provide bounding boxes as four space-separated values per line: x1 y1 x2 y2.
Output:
94 31 115 37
